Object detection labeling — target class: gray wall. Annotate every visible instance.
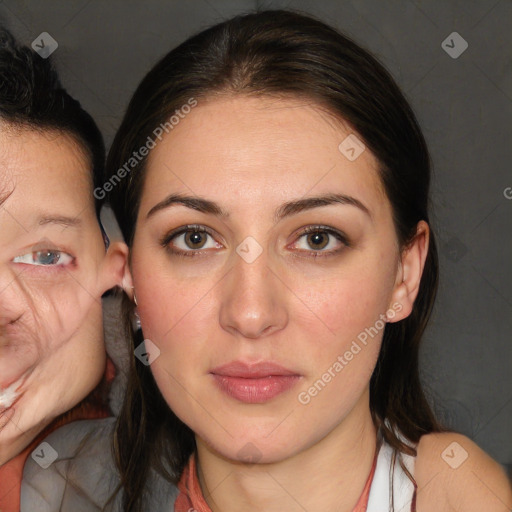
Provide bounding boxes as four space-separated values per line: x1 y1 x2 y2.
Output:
1 0 510 474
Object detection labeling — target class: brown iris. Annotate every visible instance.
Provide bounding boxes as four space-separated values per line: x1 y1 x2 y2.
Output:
185 230 208 249
307 232 328 250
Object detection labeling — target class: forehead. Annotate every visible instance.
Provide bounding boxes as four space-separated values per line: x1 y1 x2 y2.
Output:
142 95 389 219
0 125 96 223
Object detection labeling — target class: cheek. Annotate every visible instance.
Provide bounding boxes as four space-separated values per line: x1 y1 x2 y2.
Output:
290 267 394 343
15 276 101 352
134 261 218 344
289 274 390 420
284 258 397 400
134 271 218 409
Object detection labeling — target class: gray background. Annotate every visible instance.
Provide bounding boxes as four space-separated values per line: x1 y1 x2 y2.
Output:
1 0 510 474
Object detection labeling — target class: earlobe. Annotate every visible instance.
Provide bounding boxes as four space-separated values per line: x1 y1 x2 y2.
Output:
122 265 134 301
387 221 430 323
120 252 134 300
98 241 130 295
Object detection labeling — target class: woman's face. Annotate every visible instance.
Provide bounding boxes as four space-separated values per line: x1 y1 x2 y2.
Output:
130 96 424 463
0 126 125 464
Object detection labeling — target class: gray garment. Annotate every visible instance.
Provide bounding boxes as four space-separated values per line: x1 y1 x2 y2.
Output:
20 417 178 511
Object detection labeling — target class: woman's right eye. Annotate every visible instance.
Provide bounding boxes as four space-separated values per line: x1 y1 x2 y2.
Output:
162 226 223 256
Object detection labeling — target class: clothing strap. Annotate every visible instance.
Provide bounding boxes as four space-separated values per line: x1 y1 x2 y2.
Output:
174 446 379 512
366 442 417 512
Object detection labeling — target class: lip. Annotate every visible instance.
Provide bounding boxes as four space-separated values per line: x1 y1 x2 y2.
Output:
210 361 301 404
0 372 30 409
0 385 20 411
0 371 29 393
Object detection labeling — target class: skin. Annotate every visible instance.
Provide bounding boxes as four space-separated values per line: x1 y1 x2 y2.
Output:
0 125 127 466
125 96 511 512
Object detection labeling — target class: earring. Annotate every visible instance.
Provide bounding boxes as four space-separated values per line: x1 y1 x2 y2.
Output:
134 293 138 306
132 307 142 331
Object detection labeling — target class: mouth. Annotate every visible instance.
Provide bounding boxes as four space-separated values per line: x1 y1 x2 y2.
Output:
210 361 302 404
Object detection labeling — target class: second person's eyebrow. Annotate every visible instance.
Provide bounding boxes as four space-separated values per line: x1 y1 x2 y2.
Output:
146 192 371 222
37 215 83 228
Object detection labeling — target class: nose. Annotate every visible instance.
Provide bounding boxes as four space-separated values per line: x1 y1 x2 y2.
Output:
219 251 288 339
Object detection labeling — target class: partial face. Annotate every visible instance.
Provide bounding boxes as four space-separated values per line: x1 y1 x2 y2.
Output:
0 126 123 464
130 96 414 463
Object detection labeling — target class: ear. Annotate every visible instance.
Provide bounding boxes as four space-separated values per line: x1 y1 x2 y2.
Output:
96 241 129 295
387 221 430 323
121 261 134 301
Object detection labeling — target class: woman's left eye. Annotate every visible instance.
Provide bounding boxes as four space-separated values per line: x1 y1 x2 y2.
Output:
12 250 74 266
291 228 348 254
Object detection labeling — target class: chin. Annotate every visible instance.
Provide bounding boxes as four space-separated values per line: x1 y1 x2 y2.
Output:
197 425 304 465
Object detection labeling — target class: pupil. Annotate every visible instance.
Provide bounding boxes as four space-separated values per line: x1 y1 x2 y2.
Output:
307 232 328 250
37 251 59 265
186 231 206 248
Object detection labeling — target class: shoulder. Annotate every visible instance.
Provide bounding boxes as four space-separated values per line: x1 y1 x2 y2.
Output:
21 417 120 511
21 417 179 512
414 432 512 512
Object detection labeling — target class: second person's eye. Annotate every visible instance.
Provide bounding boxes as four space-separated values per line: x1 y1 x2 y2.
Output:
13 250 74 266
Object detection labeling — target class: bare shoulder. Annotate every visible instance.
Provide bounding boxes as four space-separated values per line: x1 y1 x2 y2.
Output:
414 432 512 512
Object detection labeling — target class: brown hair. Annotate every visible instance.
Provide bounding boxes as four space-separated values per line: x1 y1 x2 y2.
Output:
106 9 442 511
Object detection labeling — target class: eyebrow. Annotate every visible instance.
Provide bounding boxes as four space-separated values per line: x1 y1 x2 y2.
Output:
1 195 83 229
274 194 371 221
38 215 82 228
146 192 370 222
147 194 228 219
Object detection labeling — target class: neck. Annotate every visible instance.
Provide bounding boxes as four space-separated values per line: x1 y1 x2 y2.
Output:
196 388 377 512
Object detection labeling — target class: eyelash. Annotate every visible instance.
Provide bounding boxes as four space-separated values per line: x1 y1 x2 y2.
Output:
12 249 75 269
160 224 350 259
160 225 218 258
293 225 350 258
